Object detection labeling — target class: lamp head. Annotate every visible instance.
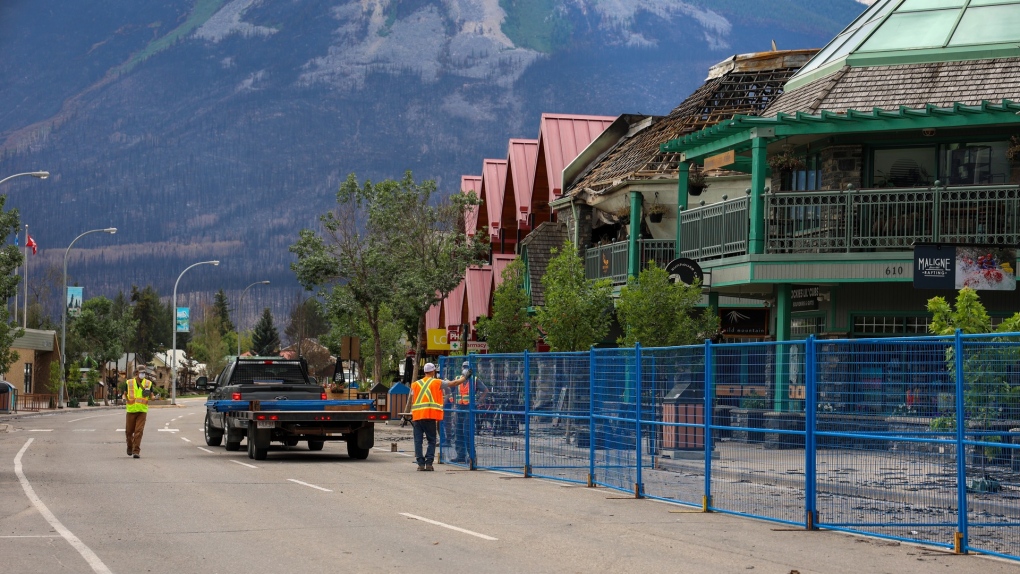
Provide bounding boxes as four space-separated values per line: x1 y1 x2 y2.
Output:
211 260 220 266
31 171 50 180
104 228 117 234
261 280 270 285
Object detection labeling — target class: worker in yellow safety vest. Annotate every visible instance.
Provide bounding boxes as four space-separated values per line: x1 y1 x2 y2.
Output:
409 362 465 471
125 368 154 458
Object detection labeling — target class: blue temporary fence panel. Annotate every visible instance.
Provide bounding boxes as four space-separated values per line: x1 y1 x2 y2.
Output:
438 331 1020 562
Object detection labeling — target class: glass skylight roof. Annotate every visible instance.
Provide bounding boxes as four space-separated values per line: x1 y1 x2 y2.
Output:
787 0 1020 90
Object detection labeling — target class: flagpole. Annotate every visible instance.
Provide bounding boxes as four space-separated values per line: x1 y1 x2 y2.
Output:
23 224 28 328
13 230 19 323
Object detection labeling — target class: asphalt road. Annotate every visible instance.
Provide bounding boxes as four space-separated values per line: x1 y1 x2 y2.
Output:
1 399 1016 574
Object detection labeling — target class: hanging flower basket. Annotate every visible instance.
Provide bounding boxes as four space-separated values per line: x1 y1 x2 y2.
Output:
767 150 805 173
646 204 667 223
688 169 709 196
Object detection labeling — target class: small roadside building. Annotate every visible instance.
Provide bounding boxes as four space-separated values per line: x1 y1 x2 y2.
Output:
8 328 59 396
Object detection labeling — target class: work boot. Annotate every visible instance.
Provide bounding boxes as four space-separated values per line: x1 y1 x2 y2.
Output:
417 464 425 471
127 447 132 456
425 463 434 471
132 454 140 459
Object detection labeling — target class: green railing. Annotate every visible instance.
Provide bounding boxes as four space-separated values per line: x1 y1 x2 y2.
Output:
672 184 1020 261
584 239 676 284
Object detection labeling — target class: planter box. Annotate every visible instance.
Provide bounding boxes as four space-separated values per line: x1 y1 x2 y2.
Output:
730 408 767 443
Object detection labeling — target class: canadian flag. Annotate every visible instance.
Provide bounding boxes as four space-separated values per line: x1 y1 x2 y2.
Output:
26 235 37 255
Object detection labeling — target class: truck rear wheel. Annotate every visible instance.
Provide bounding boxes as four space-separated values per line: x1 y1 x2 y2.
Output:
308 440 324 451
204 414 223 447
347 440 370 460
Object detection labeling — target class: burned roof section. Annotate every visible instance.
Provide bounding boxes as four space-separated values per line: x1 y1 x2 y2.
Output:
568 50 817 197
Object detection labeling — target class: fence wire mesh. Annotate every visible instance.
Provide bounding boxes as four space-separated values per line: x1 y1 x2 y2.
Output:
428 333 1020 561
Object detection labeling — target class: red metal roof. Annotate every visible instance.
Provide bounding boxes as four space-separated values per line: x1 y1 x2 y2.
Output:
491 254 517 289
535 113 615 206
480 159 508 241
465 266 493 325
443 281 466 327
426 301 442 331
461 175 482 236
506 139 539 231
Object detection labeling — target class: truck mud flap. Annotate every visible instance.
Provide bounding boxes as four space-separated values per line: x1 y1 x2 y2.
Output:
356 424 374 450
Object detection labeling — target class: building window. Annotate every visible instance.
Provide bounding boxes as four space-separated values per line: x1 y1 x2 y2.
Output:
853 315 931 336
792 153 822 191
23 363 32 394
791 315 826 338
940 141 1009 185
872 147 937 187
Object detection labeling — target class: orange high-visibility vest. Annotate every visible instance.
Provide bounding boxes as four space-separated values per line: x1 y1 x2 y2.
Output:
457 381 471 405
411 376 444 421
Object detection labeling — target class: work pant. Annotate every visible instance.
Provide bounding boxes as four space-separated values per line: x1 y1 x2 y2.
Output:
411 419 438 466
125 411 147 455
454 406 471 462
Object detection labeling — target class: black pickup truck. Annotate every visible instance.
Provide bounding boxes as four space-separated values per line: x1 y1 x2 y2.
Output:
202 356 387 460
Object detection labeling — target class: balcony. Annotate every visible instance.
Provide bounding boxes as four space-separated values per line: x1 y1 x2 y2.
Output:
584 239 675 285
584 184 1020 283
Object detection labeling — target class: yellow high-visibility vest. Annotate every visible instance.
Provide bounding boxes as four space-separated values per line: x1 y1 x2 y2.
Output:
126 378 152 413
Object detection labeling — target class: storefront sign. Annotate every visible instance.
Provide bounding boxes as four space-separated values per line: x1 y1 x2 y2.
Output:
914 244 1017 291
703 150 735 171
466 341 488 353
719 308 769 336
447 325 462 351
665 257 704 286
790 285 819 311
426 328 450 352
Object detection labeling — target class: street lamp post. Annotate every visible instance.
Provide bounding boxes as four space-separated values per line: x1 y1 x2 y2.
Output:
237 280 270 357
172 260 220 405
61 227 117 408
0 171 49 187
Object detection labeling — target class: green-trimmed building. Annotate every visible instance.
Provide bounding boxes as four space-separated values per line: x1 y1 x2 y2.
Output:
657 0 1020 342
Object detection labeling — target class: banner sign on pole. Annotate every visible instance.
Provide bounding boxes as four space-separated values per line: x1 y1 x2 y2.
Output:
66 287 83 318
175 307 190 333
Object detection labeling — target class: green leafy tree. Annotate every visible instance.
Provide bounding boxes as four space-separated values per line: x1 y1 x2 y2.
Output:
130 285 172 362
927 287 1020 453
615 262 718 347
535 241 613 351
292 171 485 384
188 305 229 378
251 308 280 356
320 287 403 385
67 296 133 385
285 296 329 350
477 259 536 353
0 196 24 375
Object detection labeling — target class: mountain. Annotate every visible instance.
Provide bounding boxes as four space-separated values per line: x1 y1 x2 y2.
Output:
0 0 864 328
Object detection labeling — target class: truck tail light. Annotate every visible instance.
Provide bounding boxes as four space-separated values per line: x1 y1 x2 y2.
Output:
380 413 389 420
255 414 279 421
320 392 327 400
313 415 332 421
231 392 242 400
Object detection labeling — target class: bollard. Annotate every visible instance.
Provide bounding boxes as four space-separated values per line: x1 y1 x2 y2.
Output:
391 442 397 452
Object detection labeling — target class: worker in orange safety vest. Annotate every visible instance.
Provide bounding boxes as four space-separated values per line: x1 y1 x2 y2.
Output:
409 362 465 471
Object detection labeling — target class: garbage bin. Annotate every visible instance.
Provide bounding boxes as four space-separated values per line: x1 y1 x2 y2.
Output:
661 381 705 459
388 382 410 421
0 380 16 414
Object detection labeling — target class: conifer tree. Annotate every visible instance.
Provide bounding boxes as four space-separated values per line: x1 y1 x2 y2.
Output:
251 308 280 356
